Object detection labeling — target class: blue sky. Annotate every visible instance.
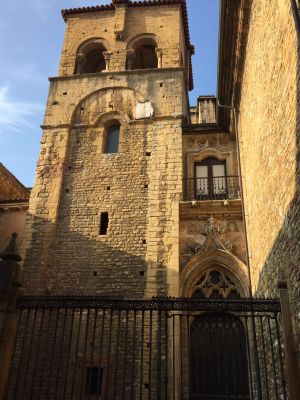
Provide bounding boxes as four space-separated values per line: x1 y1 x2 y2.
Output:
0 0 219 187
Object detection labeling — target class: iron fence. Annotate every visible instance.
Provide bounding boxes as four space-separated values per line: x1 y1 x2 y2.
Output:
5 296 286 400
184 176 240 201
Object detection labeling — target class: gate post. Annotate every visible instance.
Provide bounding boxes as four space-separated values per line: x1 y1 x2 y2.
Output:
278 278 300 400
0 233 22 399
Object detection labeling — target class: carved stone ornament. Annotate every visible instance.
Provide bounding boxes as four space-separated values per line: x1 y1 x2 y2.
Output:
187 215 234 254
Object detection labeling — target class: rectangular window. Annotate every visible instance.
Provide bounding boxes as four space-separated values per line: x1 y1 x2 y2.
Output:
99 212 109 235
85 366 103 395
105 125 119 153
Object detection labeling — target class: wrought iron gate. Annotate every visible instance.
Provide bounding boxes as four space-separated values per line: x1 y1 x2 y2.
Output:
5 296 287 400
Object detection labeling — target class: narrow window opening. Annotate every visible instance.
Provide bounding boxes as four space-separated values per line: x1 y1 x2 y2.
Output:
146 152 151 156
144 184 148 189
140 271 145 276
105 123 120 154
99 212 109 235
142 239 147 244
85 366 103 395
93 271 98 276
106 186 111 190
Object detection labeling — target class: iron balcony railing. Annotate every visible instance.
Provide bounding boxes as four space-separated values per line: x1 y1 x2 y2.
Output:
5 296 287 400
184 176 240 201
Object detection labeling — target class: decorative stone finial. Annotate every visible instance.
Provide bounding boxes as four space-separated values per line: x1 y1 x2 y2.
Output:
0 233 22 262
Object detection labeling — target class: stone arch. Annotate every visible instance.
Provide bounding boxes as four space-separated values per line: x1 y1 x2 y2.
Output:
180 249 249 298
74 37 110 74
70 86 145 126
126 33 160 50
126 33 160 70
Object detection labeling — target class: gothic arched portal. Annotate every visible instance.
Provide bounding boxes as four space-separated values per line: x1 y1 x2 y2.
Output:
190 313 250 400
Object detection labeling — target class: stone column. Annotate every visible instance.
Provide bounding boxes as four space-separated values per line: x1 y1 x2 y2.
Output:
0 233 22 399
278 278 300 400
156 48 163 68
126 49 135 70
103 51 112 71
75 53 87 74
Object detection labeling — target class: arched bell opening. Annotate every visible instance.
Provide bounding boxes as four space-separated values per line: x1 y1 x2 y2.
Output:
129 37 158 70
75 40 107 74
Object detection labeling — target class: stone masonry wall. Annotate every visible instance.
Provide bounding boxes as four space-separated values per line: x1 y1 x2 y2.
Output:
238 0 300 340
59 4 184 76
22 69 183 298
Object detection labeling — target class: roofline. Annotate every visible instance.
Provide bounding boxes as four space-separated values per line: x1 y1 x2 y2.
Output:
61 0 194 90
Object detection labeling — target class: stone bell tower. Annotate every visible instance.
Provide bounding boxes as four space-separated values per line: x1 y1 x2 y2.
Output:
21 0 194 298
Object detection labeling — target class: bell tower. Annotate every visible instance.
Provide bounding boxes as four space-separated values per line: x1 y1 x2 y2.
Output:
22 0 193 298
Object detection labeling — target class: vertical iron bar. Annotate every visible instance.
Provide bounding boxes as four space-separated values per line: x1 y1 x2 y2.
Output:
18 308 37 400
61 308 75 400
97 309 106 400
180 314 183 400
104 308 113 400
69 308 83 400
267 316 279 400
244 316 254 400
274 312 287 400
4 308 24 400
164 312 168 400
156 310 162 400
139 310 145 400
28 308 46 399
131 310 137 400
121 310 129 400
148 310 153 400
37 308 53 400
250 311 263 400
45 308 60 400
259 316 270 399
172 314 175 400
79 309 90 398
86 308 98 400
113 310 121 400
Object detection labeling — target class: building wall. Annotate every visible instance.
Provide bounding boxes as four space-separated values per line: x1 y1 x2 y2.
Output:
59 4 184 76
0 163 29 201
0 207 28 252
237 0 300 333
22 67 184 298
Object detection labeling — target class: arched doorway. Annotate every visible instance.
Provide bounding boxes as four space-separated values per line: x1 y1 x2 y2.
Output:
190 313 250 400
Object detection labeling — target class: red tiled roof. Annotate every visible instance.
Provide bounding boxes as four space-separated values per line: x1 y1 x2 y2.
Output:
61 0 194 90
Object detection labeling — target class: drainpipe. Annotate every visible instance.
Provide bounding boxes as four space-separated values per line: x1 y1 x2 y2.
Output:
217 101 253 298
217 101 263 399
291 0 300 44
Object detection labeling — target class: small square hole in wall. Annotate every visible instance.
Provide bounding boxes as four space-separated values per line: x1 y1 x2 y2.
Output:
144 383 149 389
52 101 58 105
63 92 67 95
142 239 147 244
144 184 148 189
93 271 98 276
65 188 69 193
77 140 80 144
106 186 111 191
160 83 163 87
140 271 145 277
81 107 84 111
68 166 72 170
145 152 151 157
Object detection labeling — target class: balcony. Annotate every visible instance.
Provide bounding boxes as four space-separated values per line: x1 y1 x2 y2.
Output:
184 176 240 201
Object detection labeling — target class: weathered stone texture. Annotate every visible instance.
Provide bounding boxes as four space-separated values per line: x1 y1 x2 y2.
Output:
0 163 29 201
59 5 185 76
238 0 300 334
22 68 183 298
